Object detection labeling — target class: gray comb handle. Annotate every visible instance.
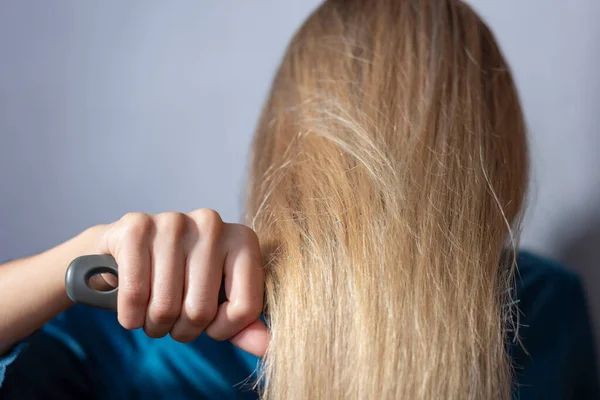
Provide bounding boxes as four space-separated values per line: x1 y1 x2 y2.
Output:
65 254 228 311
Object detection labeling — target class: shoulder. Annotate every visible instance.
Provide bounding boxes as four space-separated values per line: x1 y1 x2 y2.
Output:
512 251 599 399
514 251 584 320
516 251 581 295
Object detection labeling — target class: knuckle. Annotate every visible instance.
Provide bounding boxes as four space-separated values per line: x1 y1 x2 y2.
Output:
228 224 261 265
119 212 153 239
170 331 195 344
143 326 168 339
191 208 223 235
150 299 181 325
185 302 218 327
230 300 262 323
206 329 228 342
121 212 151 226
227 224 264 277
120 286 149 309
118 315 142 330
231 224 259 246
156 212 188 238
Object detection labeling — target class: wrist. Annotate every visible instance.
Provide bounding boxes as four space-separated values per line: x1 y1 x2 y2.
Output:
43 224 108 283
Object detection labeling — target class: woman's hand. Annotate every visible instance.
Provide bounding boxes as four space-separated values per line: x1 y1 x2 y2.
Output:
93 208 269 357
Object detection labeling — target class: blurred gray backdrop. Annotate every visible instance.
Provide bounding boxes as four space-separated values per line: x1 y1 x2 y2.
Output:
1 0 599 365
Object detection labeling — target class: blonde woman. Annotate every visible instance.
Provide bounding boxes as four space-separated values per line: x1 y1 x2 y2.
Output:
0 0 597 399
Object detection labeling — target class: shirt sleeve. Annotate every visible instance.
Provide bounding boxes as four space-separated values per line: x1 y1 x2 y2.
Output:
0 303 139 399
0 327 98 399
0 256 95 397
0 342 28 387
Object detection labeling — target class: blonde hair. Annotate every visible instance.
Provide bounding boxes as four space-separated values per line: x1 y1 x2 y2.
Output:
245 0 528 398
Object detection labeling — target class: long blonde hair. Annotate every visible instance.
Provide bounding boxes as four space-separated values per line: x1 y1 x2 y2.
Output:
245 0 528 398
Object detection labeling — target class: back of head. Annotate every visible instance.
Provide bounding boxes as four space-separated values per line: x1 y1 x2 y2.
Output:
245 0 528 398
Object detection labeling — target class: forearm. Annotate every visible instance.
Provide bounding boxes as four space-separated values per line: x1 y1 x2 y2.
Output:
0 226 102 354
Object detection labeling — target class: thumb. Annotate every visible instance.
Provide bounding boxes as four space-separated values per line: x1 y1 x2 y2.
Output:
229 318 270 358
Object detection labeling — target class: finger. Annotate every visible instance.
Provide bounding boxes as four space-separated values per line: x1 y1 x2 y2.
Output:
169 209 223 343
229 319 270 358
100 272 119 288
204 224 264 342
88 272 118 291
109 213 153 330
143 213 187 338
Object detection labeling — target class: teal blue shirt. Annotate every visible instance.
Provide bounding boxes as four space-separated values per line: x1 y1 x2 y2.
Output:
1 252 598 399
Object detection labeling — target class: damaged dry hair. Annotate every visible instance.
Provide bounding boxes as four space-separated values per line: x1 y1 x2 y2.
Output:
245 0 528 398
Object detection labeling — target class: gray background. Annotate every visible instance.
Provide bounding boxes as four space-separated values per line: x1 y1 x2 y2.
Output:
1 0 599 364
